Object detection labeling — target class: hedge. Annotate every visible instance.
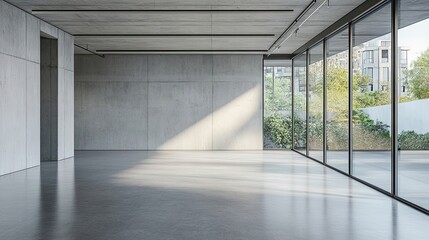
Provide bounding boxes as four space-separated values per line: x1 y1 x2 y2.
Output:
264 111 429 150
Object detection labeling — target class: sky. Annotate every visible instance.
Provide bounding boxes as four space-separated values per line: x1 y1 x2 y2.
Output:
399 18 429 66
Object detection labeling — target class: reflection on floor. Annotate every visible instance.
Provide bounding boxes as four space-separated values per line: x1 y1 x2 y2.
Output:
326 150 429 206
0 151 429 240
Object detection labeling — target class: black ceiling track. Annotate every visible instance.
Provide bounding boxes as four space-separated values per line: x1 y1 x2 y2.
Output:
74 34 276 37
267 0 316 54
95 49 267 53
32 9 293 13
74 44 105 58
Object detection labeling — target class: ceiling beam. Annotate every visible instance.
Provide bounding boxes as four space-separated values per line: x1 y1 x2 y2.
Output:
264 54 295 60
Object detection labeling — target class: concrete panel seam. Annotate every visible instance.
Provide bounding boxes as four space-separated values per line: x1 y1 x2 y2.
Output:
63 69 66 159
25 49 28 169
3 0 73 36
25 13 27 168
211 55 214 150
25 13 27 60
146 55 149 150
0 51 39 65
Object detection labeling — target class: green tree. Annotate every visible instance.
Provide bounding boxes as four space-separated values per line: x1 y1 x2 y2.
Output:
354 90 390 109
407 48 429 99
326 67 349 121
264 74 292 115
326 65 392 150
325 65 373 121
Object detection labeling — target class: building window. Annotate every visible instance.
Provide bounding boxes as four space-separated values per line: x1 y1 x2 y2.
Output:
400 67 407 82
383 67 389 81
363 50 374 63
381 40 390 47
382 49 389 63
400 50 408 65
364 67 374 79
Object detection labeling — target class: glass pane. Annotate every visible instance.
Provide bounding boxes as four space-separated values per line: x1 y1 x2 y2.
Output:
308 43 324 161
263 60 293 149
398 0 429 209
352 3 392 191
293 53 307 153
326 28 349 172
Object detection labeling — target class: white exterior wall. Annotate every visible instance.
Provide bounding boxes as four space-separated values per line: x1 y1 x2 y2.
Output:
363 99 429 134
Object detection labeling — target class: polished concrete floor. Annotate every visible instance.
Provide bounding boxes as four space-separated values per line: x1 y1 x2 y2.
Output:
1 151 429 240
310 150 429 206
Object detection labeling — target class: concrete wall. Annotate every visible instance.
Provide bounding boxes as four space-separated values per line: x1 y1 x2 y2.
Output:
0 0 74 175
363 98 429 134
75 54 263 150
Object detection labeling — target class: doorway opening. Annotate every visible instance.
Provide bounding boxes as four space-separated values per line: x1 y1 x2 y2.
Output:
40 37 59 161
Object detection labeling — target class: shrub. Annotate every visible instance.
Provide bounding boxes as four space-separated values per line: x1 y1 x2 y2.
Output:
326 121 348 150
398 131 429 150
264 114 292 148
293 116 307 149
308 117 323 149
264 110 429 151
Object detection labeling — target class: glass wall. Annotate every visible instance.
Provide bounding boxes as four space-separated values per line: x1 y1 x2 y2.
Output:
308 43 324 161
398 0 429 209
326 28 349 172
290 0 429 213
263 60 292 149
293 53 307 154
351 3 392 191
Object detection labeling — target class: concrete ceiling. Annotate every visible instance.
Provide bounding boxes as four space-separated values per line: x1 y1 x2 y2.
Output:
7 0 367 54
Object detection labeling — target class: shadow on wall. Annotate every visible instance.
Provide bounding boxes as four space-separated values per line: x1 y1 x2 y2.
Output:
74 55 263 150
